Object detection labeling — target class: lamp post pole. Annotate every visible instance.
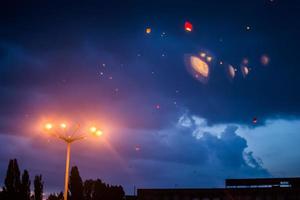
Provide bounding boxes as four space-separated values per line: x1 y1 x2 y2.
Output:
64 142 71 200
60 136 86 200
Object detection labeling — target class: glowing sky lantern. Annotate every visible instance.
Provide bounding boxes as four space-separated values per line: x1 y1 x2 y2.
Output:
200 52 206 58
185 21 193 32
228 65 236 79
241 66 250 77
155 104 160 109
189 56 209 83
261 54 270 66
206 56 212 62
252 117 258 124
146 27 151 34
242 58 249 65
135 145 141 151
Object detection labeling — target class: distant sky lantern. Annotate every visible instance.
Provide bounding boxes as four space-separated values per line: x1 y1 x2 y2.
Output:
146 27 151 34
185 21 193 32
155 104 160 109
261 54 270 66
242 58 249 65
206 56 212 62
241 66 250 77
253 117 258 124
135 145 141 151
228 65 235 79
200 52 206 58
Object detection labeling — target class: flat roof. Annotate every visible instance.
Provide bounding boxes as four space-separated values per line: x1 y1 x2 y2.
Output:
226 177 300 187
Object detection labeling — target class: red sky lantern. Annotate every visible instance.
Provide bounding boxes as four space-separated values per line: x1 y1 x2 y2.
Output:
252 117 258 124
185 21 193 32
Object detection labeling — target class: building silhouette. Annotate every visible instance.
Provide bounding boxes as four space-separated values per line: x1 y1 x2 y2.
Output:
137 178 300 200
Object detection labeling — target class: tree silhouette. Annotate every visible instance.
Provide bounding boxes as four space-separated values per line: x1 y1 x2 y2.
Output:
109 185 125 200
47 194 59 200
0 190 3 200
47 192 64 200
69 166 84 200
93 179 108 200
21 170 31 200
0 159 125 200
83 178 125 200
3 159 21 199
92 179 103 200
34 175 44 200
83 179 94 200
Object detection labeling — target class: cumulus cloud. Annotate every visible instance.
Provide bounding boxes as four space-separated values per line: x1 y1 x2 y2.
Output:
85 113 270 190
237 118 300 177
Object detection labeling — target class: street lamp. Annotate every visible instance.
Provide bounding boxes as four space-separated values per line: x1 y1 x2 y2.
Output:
43 122 103 200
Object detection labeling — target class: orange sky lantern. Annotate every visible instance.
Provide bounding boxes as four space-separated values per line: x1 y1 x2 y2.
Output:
146 27 151 34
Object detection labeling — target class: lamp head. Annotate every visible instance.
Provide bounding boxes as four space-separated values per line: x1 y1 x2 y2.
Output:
95 130 103 137
89 126 97 133
44 123 53 130
60 123 67 129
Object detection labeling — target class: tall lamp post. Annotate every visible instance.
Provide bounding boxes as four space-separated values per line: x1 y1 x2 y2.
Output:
44 122 103 200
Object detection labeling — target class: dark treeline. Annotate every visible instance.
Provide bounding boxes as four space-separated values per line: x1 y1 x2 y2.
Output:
0 159 125 200
0 159 43 200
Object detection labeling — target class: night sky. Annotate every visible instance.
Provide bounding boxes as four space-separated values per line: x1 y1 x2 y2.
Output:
1 0 300 195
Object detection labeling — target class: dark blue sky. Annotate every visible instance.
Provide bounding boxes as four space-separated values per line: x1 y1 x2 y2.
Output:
1 0 300 195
